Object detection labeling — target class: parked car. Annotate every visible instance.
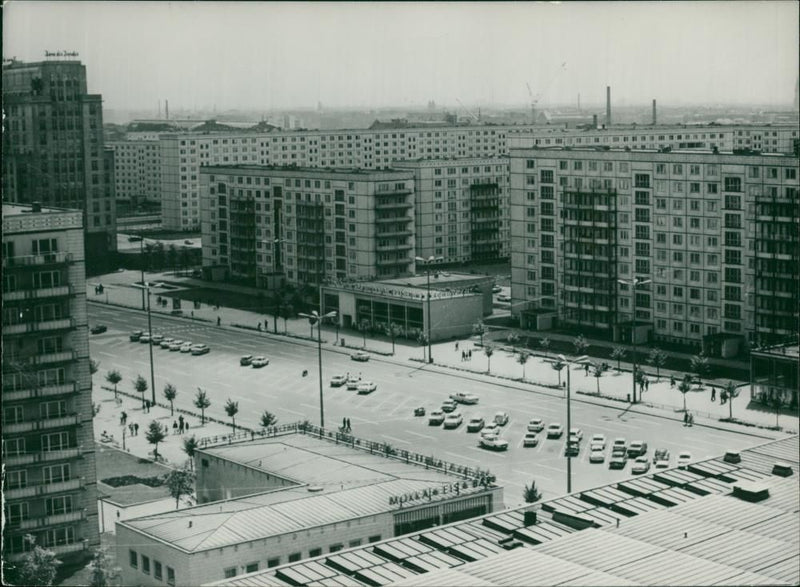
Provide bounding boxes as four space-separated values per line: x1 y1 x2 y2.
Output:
612 438 627 453
330 374 347 387
428 410 445 426
492 285 502 293
151 334 164 345
90 324 107 334
480 422 499 438
180 342 194 353
590 434 606 450
467 417 485 432
523 432 539 447
677 451 693 469
627 440 648 458
413 407 426 417
443 413 463 429
589 447 606 463
129 330 143 342
160 338 175 349
450 392 479 405
357 381 377 394
609 450 628 469
632 456 651 474
546 423 564 438
191 344 210 355
654 448 670 469
497 294 511 302
240 355 254 366
351 351 370 362
139 332 152 343
441 400 458 413
479 435 509 451
569 428 584 441
346 377 360 391
565 441 580 457
493 412 510 426
251 356 269 368
527 418 545 432
168 340 184 351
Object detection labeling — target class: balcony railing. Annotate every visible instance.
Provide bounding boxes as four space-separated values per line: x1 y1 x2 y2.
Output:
2 252 73 269
3 414 80 434
4 477 84 500
3 284 74 302
18 509 87 530
3 317 75 336
2 381 78 402
3 448 81 468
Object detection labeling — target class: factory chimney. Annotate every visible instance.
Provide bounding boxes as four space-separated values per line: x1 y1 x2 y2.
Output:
606 86 611 127
593 114 598 129
165 99 169 121
652 99 657 125
577 93 581 113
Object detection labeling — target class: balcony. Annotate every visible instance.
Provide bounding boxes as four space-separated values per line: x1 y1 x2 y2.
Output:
376 229 413 238
2 382 79 402
4 477 84 500
18 509 87 530
3 448 81 468
2 252 74 269
32 351 78 366
376 215 412 224
48 541 88 556
377 258 412 267
3 317 75 336
375 201 412 211
3 414 80 434
377 243 412 252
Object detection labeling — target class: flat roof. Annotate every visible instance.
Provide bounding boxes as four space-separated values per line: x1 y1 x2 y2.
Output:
209 436 799 586
2 203 78 216
95 444 174 506
752 343 799 360
199 164 414 180
324 273 491 301
510 146 800 160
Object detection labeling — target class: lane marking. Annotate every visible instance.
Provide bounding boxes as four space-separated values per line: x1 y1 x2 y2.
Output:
445 451 480 463
381 435 411 445
407 431 435 441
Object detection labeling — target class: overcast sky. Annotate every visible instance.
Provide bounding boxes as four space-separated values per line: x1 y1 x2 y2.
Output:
4 1 798 112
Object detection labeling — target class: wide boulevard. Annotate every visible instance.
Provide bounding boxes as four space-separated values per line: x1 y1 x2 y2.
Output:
89 304 770 506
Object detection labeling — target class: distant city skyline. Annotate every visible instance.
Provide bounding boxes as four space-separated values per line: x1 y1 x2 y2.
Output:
4 1 798 112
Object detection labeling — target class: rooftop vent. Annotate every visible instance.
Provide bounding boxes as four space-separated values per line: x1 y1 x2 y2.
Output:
523 510 537 527
772 462 793 477
32 202 42 213
307 486 324 492
732 481 770 503
723 450 742 464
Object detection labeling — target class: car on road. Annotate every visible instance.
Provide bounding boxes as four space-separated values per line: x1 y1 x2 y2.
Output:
129 330 143 342
612 438 627 453
589 447 606 463
139 332 151 343
546 423 564 438
443 413 463 429
441 400 458 413
240 355 254 366
590 434 606 450
565 441 580 457
677 451 692 469
632 456 651 474
428 410 445 426
450 392 479 405
413 407 426 417
357 381 377 394
496 294 511 303
330 374 347 387
346 377 360 390
191 344 210 355
479 435 509 451
151 334 164 345
160 338 175 349
569 428 584 441
91 324 107 334
527 418 545 432
467 417 485 432
654 449 670 469
493 412 509 426
180 342 194 353
492 285 502 293
627 440 648 458
168 340 184 351
523 432 539 447
351 351 370 362
251 356 269 368
480 422 499 438
609 450 627 469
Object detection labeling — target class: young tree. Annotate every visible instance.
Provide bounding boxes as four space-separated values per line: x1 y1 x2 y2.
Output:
182 435 199 471
93 402 102 417
280 301 293 333
472 321 486 346
145 420 167 460
384 323 403 355
648 348 668 380
678 374 692 412
7 534 62 586
164 468 195 509
539 337 551 358
358 318 371 348
610 346 626 371
90 358 100 376
89 547 120 587
484 345 495 374
417 331 429 361
194 388 211 425
163 383 177 416
507 332 520 350
133 374 148 407
724 380 741 421
572 334 589 356
690 351 710 388
224 398 239 433
552 359 566 387
260 410 278 428
517 352 530 380
593 364 605 395
523 480 542 504
106 369 122 400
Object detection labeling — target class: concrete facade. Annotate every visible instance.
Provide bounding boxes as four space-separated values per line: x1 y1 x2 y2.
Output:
107 139 162 205
2 204 99 565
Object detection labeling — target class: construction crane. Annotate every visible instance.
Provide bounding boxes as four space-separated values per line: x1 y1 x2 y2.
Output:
455 98 480 123
527 61 567 124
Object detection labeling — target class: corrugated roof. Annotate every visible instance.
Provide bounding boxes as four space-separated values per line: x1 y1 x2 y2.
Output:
535 529 665 572
393 567 497 586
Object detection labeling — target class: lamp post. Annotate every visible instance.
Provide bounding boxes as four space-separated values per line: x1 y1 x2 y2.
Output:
415 256 443 363
618 277 651 404
558 353 588 493
298 309 337 429
134 281 158 406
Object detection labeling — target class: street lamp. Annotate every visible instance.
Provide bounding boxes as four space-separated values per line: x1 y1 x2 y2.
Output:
298 309 337 429
415 256 443 363
133 281 157 406
618 277 651 404
558 353 588 493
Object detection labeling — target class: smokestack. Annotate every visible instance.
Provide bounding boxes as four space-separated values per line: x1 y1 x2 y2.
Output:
165 99 169 121
652 99 657 125
606 86 611 126
577 93 581 113
593 114 598 129
158 100 161 119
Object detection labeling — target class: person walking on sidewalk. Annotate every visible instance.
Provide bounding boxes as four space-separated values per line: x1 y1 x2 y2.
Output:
179 415 185 434
683 412 688 426
711 388 716 402
670 375 676 389
217 316 221 326
173 420 179 435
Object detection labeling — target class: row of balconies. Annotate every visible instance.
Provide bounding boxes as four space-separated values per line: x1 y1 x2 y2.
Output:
4 477 85 501
376 243 413 252
12 509 88 531
4 414 81 435
376 258 412 267
375 201 413 211
3 350 80 369
3 381 79 402
376 229 413 237
3 285 74 302
3 447 82 467
2 317 76 336
376 214 413 224
2 252 74 269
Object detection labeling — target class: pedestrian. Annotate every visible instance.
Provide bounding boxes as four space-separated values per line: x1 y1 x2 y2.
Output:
711 388 716 402
217 316 221 326
191 310 194 318
342 417 347 431
257 322 262 331
128 422 134 436
146 400 151 413
179 415 184 434
455 342 459 351
133 422 139 436
120 411 125 426
264 319 269 330
683 412 688 426
346 418 351 432
645 379 649 391
468 349 472 359
688 413 694 427
173 420 178 435
670 375 675 388
185 421 189 431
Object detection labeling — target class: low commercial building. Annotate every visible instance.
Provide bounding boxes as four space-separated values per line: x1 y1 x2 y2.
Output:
750 342 799 409
322 272 493 341
116 430 502 587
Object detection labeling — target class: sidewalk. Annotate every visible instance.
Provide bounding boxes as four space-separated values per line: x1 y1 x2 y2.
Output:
88 270 799 436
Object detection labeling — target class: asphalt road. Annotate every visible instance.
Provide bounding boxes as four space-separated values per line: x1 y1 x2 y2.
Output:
89 304 768 506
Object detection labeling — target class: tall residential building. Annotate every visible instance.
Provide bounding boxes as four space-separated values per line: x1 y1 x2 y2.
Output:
106 139 161 205
2 204 99 568
200 166 416 288
2 58 116 274
509 148 799 354
393 158 510 264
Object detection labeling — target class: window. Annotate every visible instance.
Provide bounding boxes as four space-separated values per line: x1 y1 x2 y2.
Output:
308 548 322 558
349 539 363 548
142 555 150 575
154 561 163 580
167 567 176 585
43 463 70 484
329 543 344 553
267 558 280 568
46 495 72 516
540 170 553 183
224 567 237 579
245 563 259 573
129 550 138 569
724 177 741 192
369 535 382 543
288 553 301 563
6 502 29 525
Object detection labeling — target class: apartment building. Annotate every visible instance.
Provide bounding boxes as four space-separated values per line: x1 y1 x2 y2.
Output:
200 166 416 288
392 158 510 264
106 139 161 205
509 148 799 354
2 204 99 567
3 58 116 273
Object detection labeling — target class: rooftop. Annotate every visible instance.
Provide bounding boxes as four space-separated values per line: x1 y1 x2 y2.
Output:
752 343 799 360
209 435 800 587
324 272 489 301
2 203 77 216
199 164 415 179
95 444 174 507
